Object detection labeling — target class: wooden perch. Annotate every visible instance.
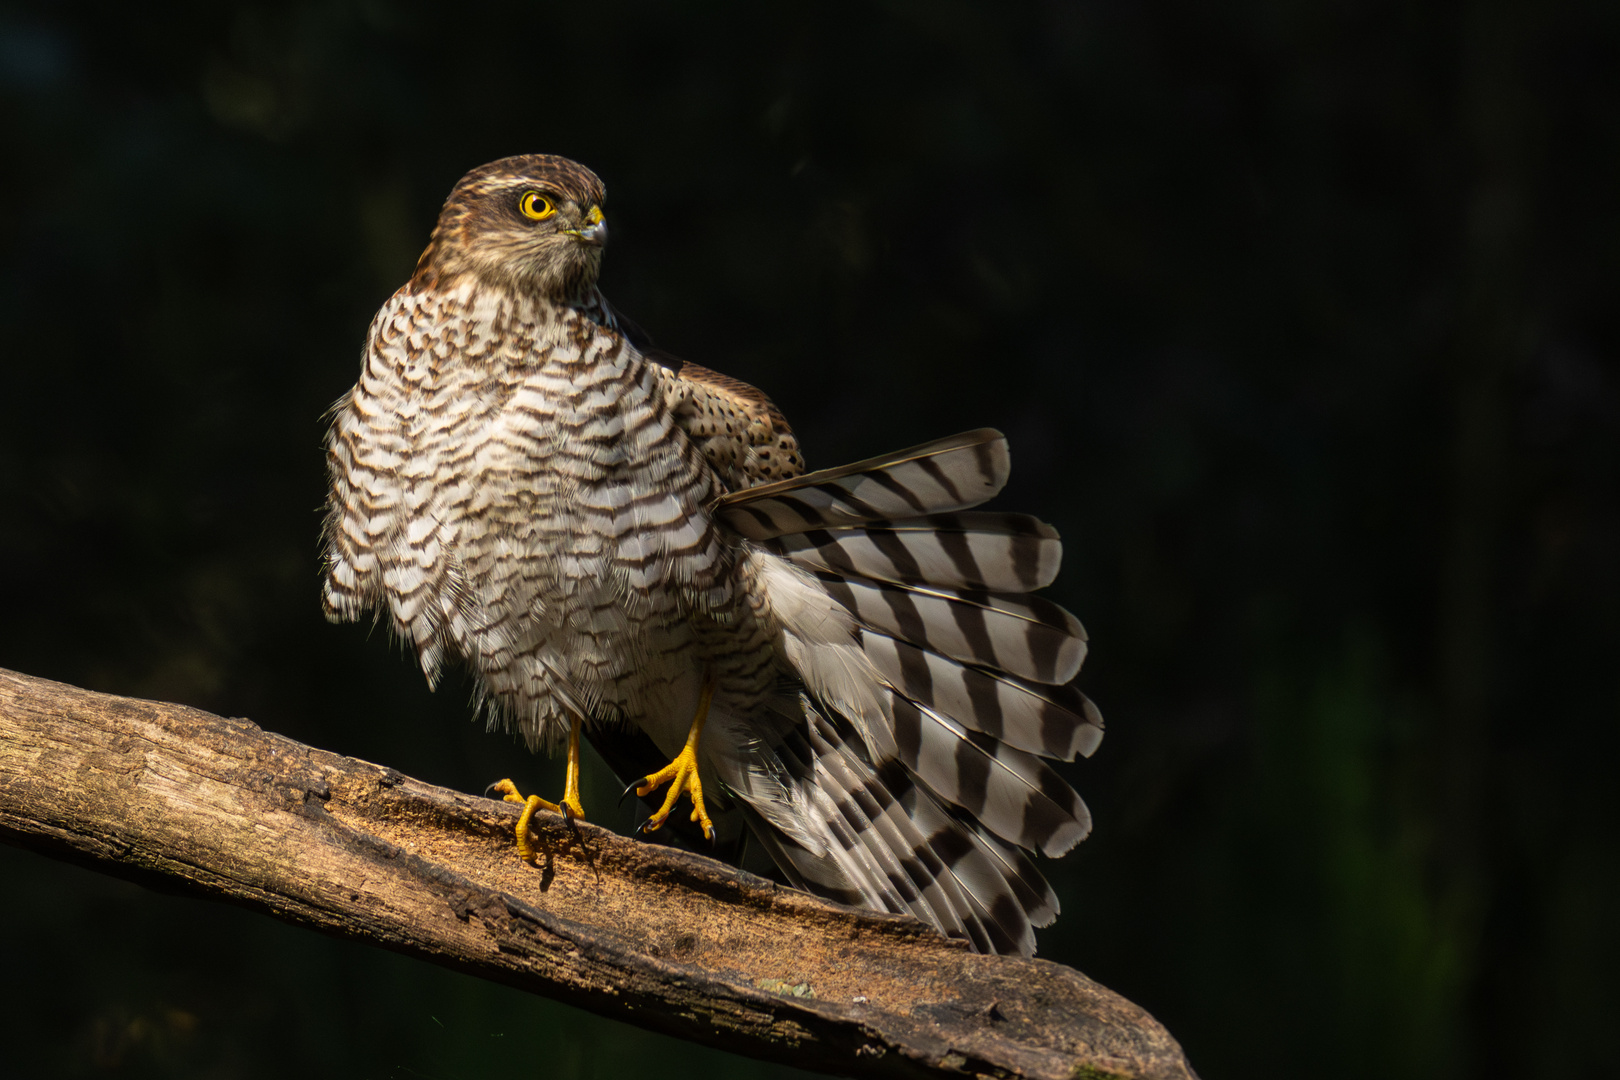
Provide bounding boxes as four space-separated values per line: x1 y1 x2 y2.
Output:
0 667 1196 1080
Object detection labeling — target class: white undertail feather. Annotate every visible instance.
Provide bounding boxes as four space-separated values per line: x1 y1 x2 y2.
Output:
746 553 891 751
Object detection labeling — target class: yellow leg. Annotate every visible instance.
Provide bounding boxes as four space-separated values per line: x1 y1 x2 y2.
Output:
492 714 586 864
635 675 716 841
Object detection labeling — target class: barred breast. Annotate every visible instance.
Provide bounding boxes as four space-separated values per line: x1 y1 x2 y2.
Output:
321 281 756 751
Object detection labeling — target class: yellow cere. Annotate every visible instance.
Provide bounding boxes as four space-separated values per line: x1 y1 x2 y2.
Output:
519 191 555 221
586 205 604 225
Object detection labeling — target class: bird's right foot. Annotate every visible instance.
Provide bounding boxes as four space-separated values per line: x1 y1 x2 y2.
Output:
490 715 586 864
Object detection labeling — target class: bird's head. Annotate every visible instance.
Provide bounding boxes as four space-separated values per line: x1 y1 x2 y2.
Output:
410 154 609 301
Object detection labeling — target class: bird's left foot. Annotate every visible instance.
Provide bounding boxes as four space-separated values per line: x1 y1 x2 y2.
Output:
631 674 716 841
633 744 714 841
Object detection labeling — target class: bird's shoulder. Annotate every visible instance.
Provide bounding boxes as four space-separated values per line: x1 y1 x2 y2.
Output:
590 294 805 492
654 358 805 492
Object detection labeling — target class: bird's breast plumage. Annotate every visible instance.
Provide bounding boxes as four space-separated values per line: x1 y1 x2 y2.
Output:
322 281 751 748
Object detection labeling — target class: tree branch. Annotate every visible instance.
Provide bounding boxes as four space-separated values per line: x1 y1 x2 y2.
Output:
0 667 1196 1080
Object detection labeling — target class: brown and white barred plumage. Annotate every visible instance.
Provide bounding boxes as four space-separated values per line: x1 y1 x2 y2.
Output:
321 155 1102 954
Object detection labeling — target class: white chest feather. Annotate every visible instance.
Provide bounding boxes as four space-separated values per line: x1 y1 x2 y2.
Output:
322 283 727 744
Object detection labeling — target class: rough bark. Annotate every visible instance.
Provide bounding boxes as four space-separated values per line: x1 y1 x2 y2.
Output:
0 667 1196 1080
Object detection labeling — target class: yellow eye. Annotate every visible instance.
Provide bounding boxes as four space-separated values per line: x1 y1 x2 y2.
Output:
518 191 555 221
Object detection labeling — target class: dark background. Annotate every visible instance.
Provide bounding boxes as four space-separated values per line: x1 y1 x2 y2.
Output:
2 1 1616 1077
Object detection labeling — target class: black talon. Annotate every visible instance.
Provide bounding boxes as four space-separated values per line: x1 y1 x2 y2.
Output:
619 777 648 806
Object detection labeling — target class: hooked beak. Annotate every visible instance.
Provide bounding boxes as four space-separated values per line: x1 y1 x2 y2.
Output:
563 205 607 247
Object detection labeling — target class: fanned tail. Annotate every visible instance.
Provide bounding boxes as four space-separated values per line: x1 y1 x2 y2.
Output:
721 430 1102 955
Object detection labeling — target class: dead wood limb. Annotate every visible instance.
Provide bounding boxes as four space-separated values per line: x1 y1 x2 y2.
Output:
0 667 1196 1080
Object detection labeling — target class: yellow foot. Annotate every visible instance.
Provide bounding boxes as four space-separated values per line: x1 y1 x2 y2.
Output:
633 675 717 841
490 778 585 865
634 743 714 841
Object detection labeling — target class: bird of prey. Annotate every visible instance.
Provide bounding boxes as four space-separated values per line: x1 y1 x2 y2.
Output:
321 155 1103 954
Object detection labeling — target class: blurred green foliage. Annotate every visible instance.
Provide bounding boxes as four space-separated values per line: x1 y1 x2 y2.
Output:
1 0 1616 1077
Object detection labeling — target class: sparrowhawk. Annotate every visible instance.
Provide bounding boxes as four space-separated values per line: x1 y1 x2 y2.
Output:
321 155 1103 954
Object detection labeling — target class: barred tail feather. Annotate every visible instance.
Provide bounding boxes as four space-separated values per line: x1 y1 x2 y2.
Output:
720 699 994 949
800 710 1001 949
716 429 1009 540
817 574 1088 685
880 694 1092 857
965 820 1061 929
725 697 1045 954
773 512 1064 592
858 629 1103 762
736 433 1103 954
